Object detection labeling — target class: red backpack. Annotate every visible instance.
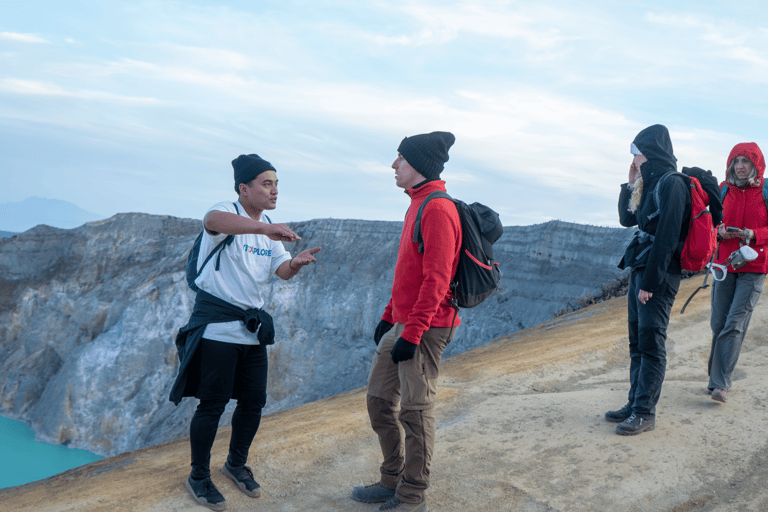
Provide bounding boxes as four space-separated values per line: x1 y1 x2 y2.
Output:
652 170 719 272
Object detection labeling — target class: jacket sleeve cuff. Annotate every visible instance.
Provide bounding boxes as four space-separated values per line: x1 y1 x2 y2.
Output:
639 270 658 294
399 327 422 345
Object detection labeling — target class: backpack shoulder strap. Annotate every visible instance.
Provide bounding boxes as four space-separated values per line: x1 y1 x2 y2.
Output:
193 203 240 284
195 233 233 278
649 172 681 220
720 183 729 201
762 180 768 214
413 191 454 253
210 204 238 272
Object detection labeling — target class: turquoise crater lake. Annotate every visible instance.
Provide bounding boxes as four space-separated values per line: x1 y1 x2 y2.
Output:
0 415 103 489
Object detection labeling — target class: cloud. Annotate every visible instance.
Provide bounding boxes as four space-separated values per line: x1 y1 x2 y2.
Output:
646 11 768 76
0 79 160 104
153 44 281 72
393 0 575 49
0 32 48 43
0 79 66 96
2 0 766 226
307 1 581 57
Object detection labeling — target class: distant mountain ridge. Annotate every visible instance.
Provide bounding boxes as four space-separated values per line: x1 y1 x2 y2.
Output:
0 197 104 233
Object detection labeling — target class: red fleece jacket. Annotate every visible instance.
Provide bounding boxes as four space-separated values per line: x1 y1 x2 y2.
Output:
382 180 462 344
717 142 768 274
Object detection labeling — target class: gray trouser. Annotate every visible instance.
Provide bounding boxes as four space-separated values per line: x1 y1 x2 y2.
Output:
708 272 765 391
366 323 453 504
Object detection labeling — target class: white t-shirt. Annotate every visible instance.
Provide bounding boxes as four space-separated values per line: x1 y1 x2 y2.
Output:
196 200 291 345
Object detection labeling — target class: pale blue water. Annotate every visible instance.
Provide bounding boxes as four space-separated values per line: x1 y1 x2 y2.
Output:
0 415 102 489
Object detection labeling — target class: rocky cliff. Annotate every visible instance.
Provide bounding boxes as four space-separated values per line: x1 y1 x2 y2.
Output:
0 214 634 457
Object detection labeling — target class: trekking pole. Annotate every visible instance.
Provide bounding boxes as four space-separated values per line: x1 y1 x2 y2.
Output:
680 244 721 314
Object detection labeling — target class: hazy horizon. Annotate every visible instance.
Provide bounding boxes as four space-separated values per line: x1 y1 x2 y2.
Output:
0 195 638 233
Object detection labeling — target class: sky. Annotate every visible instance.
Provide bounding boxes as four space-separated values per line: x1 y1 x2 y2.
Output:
2 0 768 228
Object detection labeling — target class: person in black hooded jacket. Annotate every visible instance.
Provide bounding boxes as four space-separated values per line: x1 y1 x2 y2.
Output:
606 124 691 435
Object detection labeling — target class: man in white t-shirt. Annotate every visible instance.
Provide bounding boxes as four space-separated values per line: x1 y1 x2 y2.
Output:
172 154 321 511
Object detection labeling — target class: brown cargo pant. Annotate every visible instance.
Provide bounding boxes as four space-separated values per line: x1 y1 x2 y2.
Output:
366 322 453 504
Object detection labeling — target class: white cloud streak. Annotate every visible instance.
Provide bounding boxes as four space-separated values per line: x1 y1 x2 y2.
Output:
0 32 49 43
647 11 768 78
0 79 159 104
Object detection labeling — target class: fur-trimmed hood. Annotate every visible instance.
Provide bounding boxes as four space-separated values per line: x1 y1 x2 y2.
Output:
726 142 765 184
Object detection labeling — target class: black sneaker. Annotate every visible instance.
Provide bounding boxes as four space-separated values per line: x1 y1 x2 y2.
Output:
616 413 655 436
186 476 227 511
221 461 261 498
604 403 632 423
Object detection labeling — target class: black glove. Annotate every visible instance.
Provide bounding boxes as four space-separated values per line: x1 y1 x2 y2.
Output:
391 337 417 364
373 320 394 346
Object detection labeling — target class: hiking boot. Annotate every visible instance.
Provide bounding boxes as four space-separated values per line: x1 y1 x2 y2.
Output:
604 403 632 423
352 482 396 503
378 496 428 511
221 462 261 498
186 476 227 511
616 413 655 436
711 388 727 403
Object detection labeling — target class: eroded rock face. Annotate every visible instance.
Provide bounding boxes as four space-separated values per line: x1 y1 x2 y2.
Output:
0 214 634 456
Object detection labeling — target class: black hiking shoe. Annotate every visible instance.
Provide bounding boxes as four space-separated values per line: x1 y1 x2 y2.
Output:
604 403 632 423
186 476 227 511
352 481 396 503
616 413 655 436
379 496 429 511
221 461 261 498
711 388 727 403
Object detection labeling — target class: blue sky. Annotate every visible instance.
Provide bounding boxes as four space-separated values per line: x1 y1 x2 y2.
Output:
2 0 767 227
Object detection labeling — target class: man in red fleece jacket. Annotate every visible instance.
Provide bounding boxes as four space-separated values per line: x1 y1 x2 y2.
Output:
352 131 461 512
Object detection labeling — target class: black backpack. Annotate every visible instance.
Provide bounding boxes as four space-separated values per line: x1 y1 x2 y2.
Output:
185 203 272 293
413 191 503 309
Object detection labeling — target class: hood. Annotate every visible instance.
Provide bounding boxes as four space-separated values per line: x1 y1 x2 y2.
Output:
726 142 765 182
632 124 677 181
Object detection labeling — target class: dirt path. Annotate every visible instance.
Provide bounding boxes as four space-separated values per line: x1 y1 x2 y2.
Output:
2 277 767 512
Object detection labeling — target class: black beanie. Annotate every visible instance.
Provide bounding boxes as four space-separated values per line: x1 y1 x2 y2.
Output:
397 131 455 181
232 154 276 193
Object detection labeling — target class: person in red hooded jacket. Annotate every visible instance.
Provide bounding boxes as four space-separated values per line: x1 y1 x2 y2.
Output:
352 131 461 512
707 142 768 403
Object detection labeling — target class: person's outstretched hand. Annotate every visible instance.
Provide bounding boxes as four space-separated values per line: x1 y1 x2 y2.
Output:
290 247 322 269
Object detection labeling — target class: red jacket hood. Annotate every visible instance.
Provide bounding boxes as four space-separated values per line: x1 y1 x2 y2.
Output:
727 142 765 181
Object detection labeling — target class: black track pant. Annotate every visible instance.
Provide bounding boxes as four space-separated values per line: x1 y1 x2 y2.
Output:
189 339 268 480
